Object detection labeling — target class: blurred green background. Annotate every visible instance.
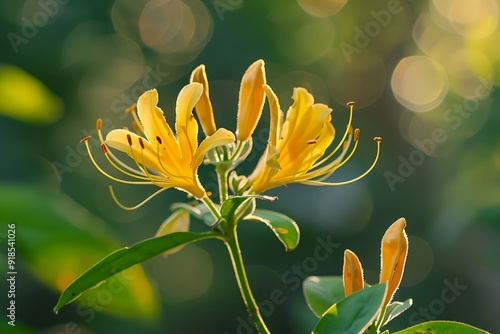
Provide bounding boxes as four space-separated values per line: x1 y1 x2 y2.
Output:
1 0 499 333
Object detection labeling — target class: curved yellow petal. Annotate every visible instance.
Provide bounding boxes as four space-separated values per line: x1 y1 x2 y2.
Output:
343 249 364 297
136 89 180 160
279 87 315 149
263 84 283 148
236 59 266 141
176 83 203 160
105 129 165 175
192 128 235 168
380 218 408 306
190 65 217 136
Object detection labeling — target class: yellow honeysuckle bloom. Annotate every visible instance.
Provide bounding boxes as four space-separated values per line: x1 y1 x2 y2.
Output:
190 60 266 142
246 85 382 194
81 86 235 207
380 218 408 306
343 249 364 297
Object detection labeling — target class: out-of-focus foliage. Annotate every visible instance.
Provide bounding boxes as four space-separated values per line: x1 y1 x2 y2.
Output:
0 185 159 320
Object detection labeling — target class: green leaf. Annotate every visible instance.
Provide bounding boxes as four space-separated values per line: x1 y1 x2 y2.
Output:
245 209 300 252
0 184 159 320
54 231 222 314
0 64 63 124
303 276 345 317
381 298 413 327
312 282 387 334
392 320 490 334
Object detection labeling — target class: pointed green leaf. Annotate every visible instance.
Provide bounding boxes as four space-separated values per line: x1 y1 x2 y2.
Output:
381 298 413 326
313 283 387 334
245 209 300 251
54 231 223 314
303 276 345 317
392 320 490 334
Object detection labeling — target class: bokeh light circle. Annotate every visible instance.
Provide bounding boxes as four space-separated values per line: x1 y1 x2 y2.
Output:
430 0 498 39
391 56 448 112
297 0 348 18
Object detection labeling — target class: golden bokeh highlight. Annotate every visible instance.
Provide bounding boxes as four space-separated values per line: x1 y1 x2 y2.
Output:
296 0 348 18
430 0 498 39
391 56 448 113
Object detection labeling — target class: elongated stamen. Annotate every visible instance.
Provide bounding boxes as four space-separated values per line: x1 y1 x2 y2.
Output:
311 128 353 170
100 143 151 180
104 146 149 177
108 183 168 210
82 139 153 185
311 132 360 182
305 137 382 186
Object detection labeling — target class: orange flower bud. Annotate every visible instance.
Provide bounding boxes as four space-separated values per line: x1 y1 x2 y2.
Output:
236 59 266 141
343 249 364 297
380 218 408 305
190 65 217 136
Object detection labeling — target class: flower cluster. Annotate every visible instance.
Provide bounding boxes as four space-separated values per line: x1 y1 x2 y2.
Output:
81 60 381 209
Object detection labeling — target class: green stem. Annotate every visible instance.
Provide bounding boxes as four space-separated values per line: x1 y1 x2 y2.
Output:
225 227 270 334
229 140 245 160
201 196 221 220
216 164 229 203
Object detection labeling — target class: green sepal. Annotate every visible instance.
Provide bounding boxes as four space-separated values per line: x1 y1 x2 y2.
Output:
303 276 345 317
245 209 300 252
312 282 387 334
392 320 490 334
381 298 413 327
54 231 222 314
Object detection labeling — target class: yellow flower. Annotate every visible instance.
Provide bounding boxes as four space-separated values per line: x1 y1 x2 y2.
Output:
380 217 408 306
343 249 364 297
81 86 235 207
190 60 266 142
246 85 382 194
